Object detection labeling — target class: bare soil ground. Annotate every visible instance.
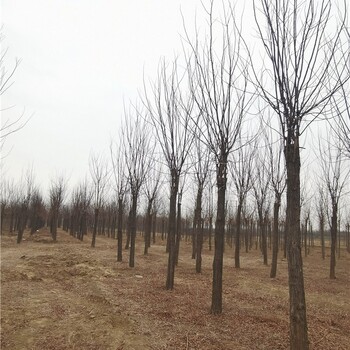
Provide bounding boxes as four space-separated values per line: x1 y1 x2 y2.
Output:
1 228 349 350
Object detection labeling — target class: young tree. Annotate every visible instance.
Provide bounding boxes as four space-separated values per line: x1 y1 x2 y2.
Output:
89 153 109 248
70 180 92 241
252 0 349 347
315 186 327 260
123 107 152 268
0 179 13 234
49 175 67 242
144 163 161 255
319 134 349 279
266 132 286 278
252 149 271 266
110 139 127 262
191 136 210 273
230 136 254 268
184 1 251 314
29 188 46 234
143 58 195 289
16 169 36 243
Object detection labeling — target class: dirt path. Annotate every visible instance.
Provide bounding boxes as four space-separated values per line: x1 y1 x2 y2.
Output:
1 229 349 349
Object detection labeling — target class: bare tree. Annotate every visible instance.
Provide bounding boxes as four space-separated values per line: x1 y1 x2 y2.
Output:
230 135 255 268
252 149 271 266
29 188 46 234
144 163 161 255
123 106 152 268
70 180 93 241
251 0 349 347
89 153 109 248
184 1 251 314
143 58 195 289
190 136 210 273
49 175 67 242
16 168 36 243
110 139 127 262
265 130 286 278
319 133 349 279
315 185 327 260
0 178 14 234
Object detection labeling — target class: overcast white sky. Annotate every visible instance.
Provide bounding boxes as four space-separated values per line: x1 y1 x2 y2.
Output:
1 0 209 193
1 0 348 220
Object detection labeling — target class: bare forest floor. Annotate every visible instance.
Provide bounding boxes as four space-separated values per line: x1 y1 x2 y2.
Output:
1 228 349 350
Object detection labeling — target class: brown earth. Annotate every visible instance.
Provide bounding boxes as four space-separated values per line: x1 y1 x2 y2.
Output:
1 228 349 349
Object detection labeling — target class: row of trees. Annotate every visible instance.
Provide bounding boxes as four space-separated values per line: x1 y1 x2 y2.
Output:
2 162 349 259
1 0 349 349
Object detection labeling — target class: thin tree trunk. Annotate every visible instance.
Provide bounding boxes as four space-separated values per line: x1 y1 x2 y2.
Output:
117 198 123 262
211 153 227 315
270 195 281 278
166 171 179 290
129 193 138 268
152 212 156 244
175 196 182 266
91 208 99 247
330 202 337 279
235 203 242 268
195 187 203 273
320 215 325 260
144 201 152 255
208 216 213 251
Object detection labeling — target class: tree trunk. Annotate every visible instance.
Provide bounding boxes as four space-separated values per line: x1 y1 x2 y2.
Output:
235 202 242 268
330 202 337 279
175 196 182 265
195 186 203 273
91 208 99 248
117 198 123 262
270 194 281 278
211 153 227 315
320 215 325 260
152 212 157 244
1 204 5 235
166 171 179 290
129 193 138 268
285 140 309 350
208 215 213 251
144 201 152 255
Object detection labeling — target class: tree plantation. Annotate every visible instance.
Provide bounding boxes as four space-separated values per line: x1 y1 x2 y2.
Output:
1 0 350 349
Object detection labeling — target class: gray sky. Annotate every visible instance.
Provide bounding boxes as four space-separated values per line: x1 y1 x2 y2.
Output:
1 0 201 193
1 1 348 221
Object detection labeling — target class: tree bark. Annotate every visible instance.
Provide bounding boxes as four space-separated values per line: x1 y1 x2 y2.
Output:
117 198 123 262
195 187 203 273
285 140 309 350
270 194 281 278
235 203 242 268
91 208 99 248
166 171 179 290
129 193 138 268
144 201 152 255
211 153 227 315
330 202 337 279
175 196 182 265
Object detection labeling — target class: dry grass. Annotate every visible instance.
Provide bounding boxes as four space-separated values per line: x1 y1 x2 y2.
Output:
1 228 349 349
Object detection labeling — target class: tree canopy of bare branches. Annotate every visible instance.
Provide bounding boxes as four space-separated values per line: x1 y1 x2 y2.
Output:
143 58 195 290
